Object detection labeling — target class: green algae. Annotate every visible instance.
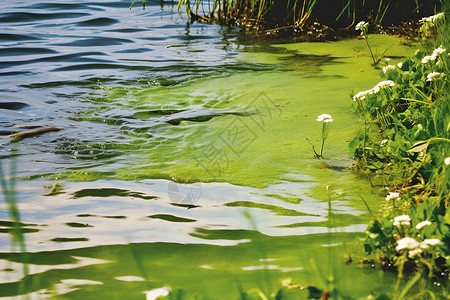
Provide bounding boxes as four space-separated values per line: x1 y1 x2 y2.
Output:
76 35 416 191
225 201 316 216
53 35 419 223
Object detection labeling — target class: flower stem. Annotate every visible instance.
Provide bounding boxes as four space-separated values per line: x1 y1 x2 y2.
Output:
320 138 325 158
363 32 377 65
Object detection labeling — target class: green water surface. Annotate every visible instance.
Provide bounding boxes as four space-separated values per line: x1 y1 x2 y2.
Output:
1 35 420 299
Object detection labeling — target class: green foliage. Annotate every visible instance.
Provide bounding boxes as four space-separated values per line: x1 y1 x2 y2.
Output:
355 21 391 66
350 19 450 202
352 11 450 289
308 114 334 158
364 198 450 272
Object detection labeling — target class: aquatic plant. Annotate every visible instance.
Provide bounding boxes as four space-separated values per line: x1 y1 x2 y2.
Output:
355 20 392 66
308 114 333 158
350 41 449 201
352 10 450 291
131 0 443 31
420 12 445 37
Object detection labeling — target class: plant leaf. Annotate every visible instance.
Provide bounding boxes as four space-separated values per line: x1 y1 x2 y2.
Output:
407 140 429 152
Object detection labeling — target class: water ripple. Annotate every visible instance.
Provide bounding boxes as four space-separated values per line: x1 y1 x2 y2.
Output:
0 12 89 23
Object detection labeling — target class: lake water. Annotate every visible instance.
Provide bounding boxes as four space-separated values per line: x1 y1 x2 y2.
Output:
0 1 417 299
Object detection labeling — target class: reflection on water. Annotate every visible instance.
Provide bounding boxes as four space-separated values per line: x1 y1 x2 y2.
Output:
0 178 367 252
0 175 378 298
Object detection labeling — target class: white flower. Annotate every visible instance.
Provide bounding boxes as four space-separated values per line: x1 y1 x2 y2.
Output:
383 65 395 73
420 13 444 24
353 81 394 101
372 86 381 93
427 71 441 81
421 55 433 63
416 220 432 230
396 237 419 251
422 50 443 63
374 80 395 89
386 192 401 201
408 248 423 258
355 21 368 31
381 139 388 146
393 215 411 226
422 238 442 247
353 89 373 101
145 287 170 300
397 62 403 68
433 46 446 55
445 157 450 165
316 114 333 122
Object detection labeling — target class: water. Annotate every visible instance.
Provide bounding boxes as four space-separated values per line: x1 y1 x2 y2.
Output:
0 1 417 299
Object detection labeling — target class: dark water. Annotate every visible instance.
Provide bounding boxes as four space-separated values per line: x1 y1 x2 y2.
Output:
0 1 404 299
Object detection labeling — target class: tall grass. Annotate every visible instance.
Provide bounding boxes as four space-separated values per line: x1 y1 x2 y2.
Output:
166 0 443 29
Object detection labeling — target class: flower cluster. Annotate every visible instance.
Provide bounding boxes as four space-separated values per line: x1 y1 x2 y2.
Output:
419 12 444 25
421 46 447 64
396 237 442 258
393 215 411 226
353 80 395 101
385 192 400 201
375 80 395 89
393 215 443 259
426 71 442 82
383 65 395 73
419 13 445 34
